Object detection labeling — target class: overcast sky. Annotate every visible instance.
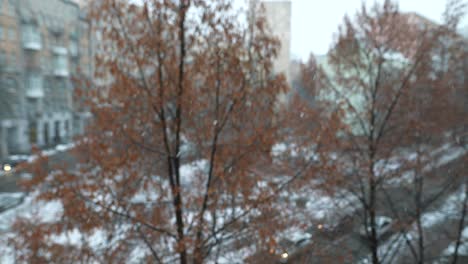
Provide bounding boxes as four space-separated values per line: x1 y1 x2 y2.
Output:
282 0 467 61
120 0 467 61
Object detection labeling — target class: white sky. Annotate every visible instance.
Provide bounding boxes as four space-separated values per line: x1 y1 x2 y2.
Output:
289 0 455 60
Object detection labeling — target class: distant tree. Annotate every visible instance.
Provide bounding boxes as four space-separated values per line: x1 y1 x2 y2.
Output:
10 0 296 263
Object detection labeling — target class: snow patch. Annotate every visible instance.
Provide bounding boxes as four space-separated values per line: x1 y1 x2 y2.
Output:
0 195 63 231
180 159 208 185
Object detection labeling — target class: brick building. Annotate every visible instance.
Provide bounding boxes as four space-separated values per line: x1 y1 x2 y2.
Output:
0 0 92 160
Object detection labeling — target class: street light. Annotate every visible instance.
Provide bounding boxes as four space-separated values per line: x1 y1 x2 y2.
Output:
281 252 289 259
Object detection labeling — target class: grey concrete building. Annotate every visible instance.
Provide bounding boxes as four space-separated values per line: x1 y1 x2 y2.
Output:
0 0 92 160
248 0 292 105
261 0 292 84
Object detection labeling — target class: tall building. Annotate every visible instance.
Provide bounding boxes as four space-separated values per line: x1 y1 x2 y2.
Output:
0 0 92 160
261 0 292 84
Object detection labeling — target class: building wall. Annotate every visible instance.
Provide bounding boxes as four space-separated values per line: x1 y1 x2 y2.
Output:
0 0 91 159
261 0 292 84
254 0 292 107
315 54 368 136
0 0 27 158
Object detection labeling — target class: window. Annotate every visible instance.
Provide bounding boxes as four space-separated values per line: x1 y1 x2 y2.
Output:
64 120 70 138
6 0 15 15
69 40 78 57
26 73 44 98
29 122 38 144
53 55 68 76
22 24 42 50
43 122 49 145
80 43 88 58
8 28 15 41
54 121 61 143
30 74 42 88
49 30 66 47
0 50 5 65
71 60 78 74
1 78 17 97
40 56 50 72
8 52 15 65
7 127 19 150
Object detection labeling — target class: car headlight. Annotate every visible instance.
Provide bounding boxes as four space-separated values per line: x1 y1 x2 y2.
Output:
281 252 289 259
3 164 12 172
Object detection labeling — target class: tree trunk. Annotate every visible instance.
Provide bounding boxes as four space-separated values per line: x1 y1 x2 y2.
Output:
415 146 424 264
451 182 468 264
369 155 379 264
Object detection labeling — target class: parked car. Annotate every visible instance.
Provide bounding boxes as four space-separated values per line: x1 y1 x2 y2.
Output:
359 216 393 238
278 231 312 263
1 163 13 173
1 156 28 173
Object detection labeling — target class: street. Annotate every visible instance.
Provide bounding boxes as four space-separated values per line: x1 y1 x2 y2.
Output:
260 151 468 264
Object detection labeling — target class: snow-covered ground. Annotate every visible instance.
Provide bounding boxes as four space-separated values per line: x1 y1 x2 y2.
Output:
0 142 79 261
0 192 64 263
214 245 256 264
441 227 468 258
0 193 63 232
14 142 76 163
273 140 466 188
0 156 272 263
303 189 359 220
0 192 25 212
0 140 464 263
179 159 208 186
358 185 467 264
41 142 76 157
385 143 467 185
271 142 319 162
0 191 153 264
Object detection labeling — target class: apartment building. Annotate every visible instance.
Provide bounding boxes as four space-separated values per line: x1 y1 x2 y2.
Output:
0 0 92 160
248 0 292 106
261 0 291 84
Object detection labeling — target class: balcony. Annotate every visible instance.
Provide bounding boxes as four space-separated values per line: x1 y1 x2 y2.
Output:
26 88 44 98
51 46 68 56
22 26 42 51
53 69 69 77
23 41 42 51
53 55 69 77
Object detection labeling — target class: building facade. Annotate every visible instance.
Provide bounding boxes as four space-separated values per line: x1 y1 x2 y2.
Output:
0 0 92 160
261 0 291 84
